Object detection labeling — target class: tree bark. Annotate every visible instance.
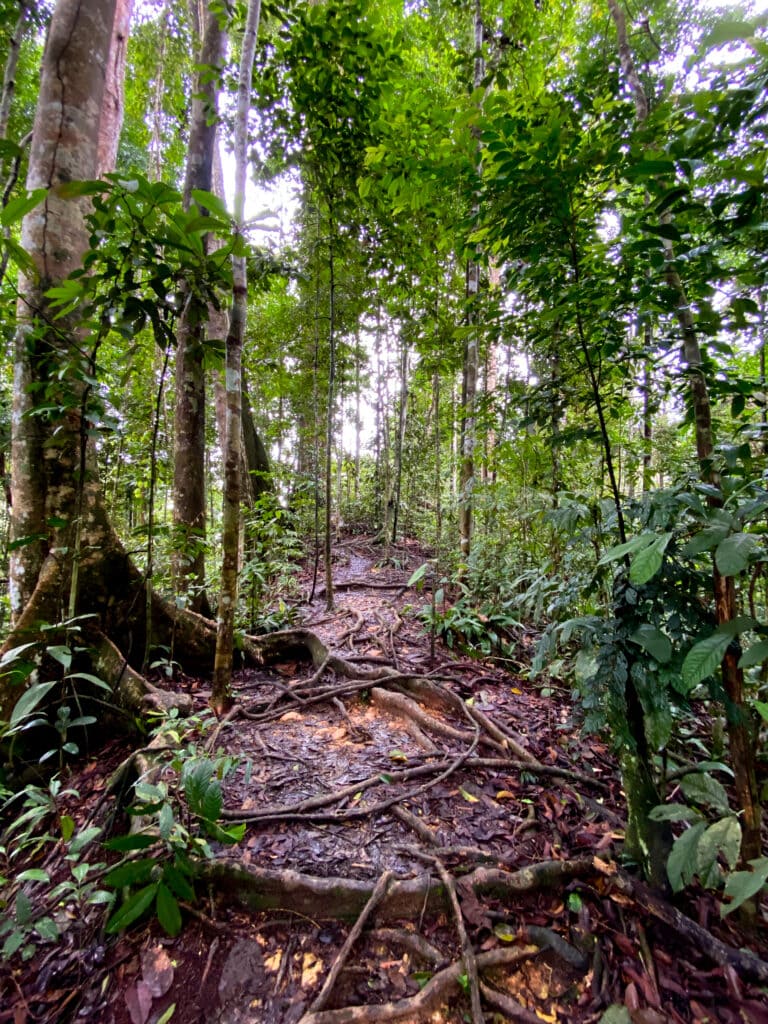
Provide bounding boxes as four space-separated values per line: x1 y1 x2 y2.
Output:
172 6 226 617
211 0 262 711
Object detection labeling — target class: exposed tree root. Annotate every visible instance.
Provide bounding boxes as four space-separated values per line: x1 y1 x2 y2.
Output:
201 856 768 987
294 948 538 1024
302 870 395 1020
201 857 596 921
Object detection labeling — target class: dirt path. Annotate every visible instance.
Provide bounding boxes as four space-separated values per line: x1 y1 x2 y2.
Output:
2 538 768 1024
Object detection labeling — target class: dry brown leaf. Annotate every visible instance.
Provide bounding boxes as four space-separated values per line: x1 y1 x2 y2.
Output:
141 945 174 999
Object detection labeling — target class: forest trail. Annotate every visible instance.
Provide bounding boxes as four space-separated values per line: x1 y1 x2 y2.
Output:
3 537 768 1024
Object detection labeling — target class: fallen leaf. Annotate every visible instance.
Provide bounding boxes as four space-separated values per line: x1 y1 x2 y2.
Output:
495 790 517 800
264 951 282 973
125 981 153 1024
141 945 174 999
301 953 324 988
459 787 479 804
279 711 303 722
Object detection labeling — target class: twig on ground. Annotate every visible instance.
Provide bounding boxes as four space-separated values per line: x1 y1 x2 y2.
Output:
303 870 394 1019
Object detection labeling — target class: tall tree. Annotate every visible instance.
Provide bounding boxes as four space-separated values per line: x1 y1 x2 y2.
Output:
172 2 226 617
211 0 262 711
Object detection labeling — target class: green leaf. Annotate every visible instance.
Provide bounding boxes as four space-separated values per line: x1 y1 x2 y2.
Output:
16 868 50 883
156 883 182 937
598 533 656 565
104 833 158 852
407 562 430 587
68 825 102 855
34 916 60 942
9 681 58 726
629 625 671 664
156 1004 177 1024
680 772 730 814
680 632 731 691
629 532 672 585
1 188 47 227
624 159 676 181
738 641 768 669
697 817 741 889
105 883 158 934
598 1007 632 1024
46 645 72 672
700 20 758 54
104 858 155 888
721 857 768 916
66 672 112 692
163 864 195 902
667 821 707 893
648 803 703 823
0 642 38 669
190 189 230 220
715 533 760 576
60 815 75 842
681 525 730 559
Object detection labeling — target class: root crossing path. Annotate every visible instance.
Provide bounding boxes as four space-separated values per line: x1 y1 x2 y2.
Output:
3 537 768 1024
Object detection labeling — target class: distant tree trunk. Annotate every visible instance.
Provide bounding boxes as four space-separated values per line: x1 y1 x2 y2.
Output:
172 5 225 618
458 0 483 565
211 0 261 711
324 200 337 611
391 331 409 544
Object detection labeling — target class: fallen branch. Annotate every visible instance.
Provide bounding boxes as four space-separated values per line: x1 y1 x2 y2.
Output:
609 868 768 986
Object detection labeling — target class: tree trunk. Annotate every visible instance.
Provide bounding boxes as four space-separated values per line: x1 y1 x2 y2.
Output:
458 0 483 566
211 0 262 711
2 0 210 726
172 6 226 617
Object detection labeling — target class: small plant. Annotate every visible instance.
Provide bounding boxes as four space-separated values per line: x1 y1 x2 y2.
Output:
103 714 246 937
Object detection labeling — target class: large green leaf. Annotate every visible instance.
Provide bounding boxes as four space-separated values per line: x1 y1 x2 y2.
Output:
680 633 731 691
598 533 655 565
667 821 706 893
1 188 47 227
696 818 741 889
738 640 768 669
629 625 671 664
648 803 702 823
105 883 158 933
156 883 182 937
721 857 768 916
104 858 155 888
680 772 730 814
9 681 58 726
629 532 672 585
714 533 760 576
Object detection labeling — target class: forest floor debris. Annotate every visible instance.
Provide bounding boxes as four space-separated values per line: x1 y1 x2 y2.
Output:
1 536 767 1024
